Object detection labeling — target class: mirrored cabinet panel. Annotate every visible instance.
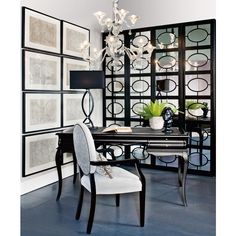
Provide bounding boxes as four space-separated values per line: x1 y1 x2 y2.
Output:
130 77 151 96
185 24 211 47
103 19 215 176
156 27 179 49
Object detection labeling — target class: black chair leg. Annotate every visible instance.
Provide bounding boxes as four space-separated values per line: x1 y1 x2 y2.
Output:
139 190 145 227
87 192 96 234
116 194 120 207
75 186 84 220
72 152 77 184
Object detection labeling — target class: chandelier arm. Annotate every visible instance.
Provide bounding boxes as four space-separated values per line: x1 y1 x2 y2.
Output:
124 46 136 56
81 53 91 62
96 47 107 58
122 19 131 29
124 46 137 60
100 50 108 64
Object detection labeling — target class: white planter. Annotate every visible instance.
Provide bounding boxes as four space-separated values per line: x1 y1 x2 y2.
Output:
187 108 203 118
149 116 164 130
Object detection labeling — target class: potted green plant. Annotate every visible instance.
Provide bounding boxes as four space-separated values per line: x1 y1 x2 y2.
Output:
139 100 176 130
185 100 206 118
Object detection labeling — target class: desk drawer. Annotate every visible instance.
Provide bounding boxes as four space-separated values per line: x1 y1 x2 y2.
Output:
147 140 187 149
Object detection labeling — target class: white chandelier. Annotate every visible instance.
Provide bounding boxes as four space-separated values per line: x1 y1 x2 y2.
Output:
79 0 156 71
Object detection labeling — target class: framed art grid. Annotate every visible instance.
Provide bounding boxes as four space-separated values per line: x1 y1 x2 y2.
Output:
23 93 61 133
62 21 89 58
22 131 59 176
21 7 91 176
22 7 61 53
23 50 61 91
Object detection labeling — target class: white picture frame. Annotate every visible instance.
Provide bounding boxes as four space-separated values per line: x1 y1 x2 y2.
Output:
23 132 58 176
63 93 88 126
62 21 89 58
24 50 61 90
63 58 89 90
23 8 61 53
24 93 61 132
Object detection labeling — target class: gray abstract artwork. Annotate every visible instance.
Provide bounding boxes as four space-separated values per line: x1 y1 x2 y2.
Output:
30 57 57 86
66 28 86 52
30 99 57 125
29 16 57 47
29 137 57 168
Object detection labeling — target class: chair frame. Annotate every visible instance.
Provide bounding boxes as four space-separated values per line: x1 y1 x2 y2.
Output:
75 158 146 234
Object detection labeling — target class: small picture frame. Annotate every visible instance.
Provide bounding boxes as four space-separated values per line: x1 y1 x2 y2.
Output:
22 131 59 176
63 93 88 126
63 57 89 90
62 21 89 58
23 50 61 90
22 7 61 53
23 93 61 132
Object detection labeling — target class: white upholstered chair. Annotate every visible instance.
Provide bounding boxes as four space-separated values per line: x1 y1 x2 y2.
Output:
73 122 146 234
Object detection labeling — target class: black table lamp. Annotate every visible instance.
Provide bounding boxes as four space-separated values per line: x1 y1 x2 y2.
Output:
70 70 105 129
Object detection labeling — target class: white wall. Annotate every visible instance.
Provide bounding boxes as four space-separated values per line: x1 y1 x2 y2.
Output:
120 0 216 28
20 0 111 194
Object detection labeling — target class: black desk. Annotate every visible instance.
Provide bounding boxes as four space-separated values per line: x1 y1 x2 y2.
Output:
55 127 189 205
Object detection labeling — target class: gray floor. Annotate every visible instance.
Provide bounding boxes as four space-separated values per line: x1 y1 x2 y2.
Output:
21 168 215 236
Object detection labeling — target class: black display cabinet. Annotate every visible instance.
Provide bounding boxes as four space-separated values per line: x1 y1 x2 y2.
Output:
102 19 216 176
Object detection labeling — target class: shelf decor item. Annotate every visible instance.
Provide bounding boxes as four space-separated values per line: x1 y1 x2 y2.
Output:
162 107 175 133
186 100 206 119
139 100 178 130
202 102 209 118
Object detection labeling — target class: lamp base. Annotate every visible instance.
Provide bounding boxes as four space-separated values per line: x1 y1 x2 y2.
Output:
82 89 95 129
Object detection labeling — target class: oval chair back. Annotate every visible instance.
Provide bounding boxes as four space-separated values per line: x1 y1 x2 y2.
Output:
73 122 97 175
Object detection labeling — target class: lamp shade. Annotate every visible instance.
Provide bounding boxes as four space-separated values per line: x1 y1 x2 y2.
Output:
70 70 105 89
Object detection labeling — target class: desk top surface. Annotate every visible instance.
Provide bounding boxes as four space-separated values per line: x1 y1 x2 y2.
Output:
58 126 188 138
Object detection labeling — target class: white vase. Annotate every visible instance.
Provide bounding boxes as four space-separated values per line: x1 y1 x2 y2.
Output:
149 116 164 130
187 108 203 119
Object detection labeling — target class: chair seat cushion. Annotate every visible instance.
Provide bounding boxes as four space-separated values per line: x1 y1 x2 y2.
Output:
81 166 142 194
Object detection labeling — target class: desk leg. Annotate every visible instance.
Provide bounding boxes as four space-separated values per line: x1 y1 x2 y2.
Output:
55 148 63 201
178 157 183 187
72 152 77 184
178 153 188 207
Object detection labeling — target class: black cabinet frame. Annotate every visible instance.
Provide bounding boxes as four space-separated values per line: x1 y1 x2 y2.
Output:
102 19 216 176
